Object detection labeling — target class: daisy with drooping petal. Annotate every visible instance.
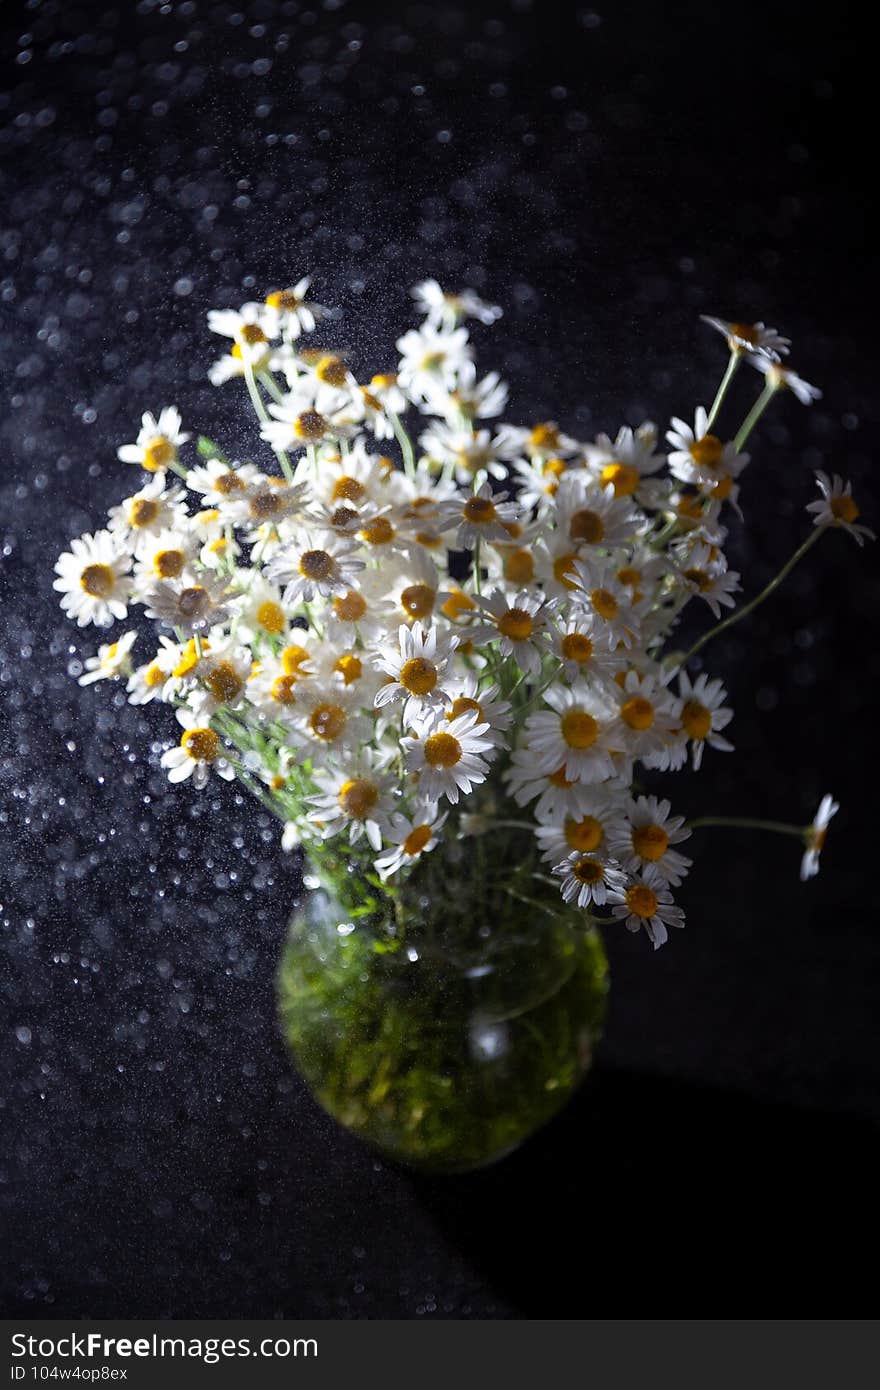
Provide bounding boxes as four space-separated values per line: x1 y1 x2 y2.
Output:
403 708 495 805
533 787 616 865
554 474 640 550
78 630 138 687
419 423 510 484
422 360 508 423
257 280 326 339
805 472 875 546
666 408 749 489
160 708 236 790
471 589 556 678
374 802 448 880
373 621 459 725
608 866 686 949
673 671 734 769
582 424 665 502
553 851 627 909
673 542 741 619
144 575 233 637
126 652 172 705
266 530 365 605
117 406 189 474
437 482 520 551
308 752 395 852
800 794 840 881
700 316 791 360
607 796 692 886
525 684 618 784
411 280 502 329
53 530 133 628
107 474 188 554
396 323 474 400
441 674 512 749
185 458 262 502
757 360 822 404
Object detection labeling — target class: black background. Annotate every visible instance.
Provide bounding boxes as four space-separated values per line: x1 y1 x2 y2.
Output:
1 0 878 1317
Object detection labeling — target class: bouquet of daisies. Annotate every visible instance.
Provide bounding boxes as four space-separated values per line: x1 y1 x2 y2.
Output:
55 279 872 948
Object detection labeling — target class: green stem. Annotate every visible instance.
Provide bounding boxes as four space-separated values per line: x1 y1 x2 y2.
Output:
677 527 823 668
242 353 294 482
705 350 742 432
389 411 416 478
257 370 286 405
688 816 805 838
734 379 777 452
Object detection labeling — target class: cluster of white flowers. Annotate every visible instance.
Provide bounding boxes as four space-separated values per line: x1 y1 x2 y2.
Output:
56 278 871 947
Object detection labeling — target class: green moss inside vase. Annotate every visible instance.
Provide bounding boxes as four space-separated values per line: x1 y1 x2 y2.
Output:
277 828 608 1174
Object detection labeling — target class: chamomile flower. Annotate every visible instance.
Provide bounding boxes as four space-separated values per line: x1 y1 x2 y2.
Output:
419 424 510 484
403 708 495 805
257 280 326 339
232 577 291 645
185 458 261 502
437 482 520 552
673 671 734 770
525 684 617 784
673 543 740 618
266 530 365 605
131 529 199 595
553 851 626 909
53 530 132 628
700 316 791 360
116 406 189 474
757 360 822 404
800 793 839 882
411 279 502 329
374 803 448 879
569 557 640 648
261 399 353 453
472 589 556 677
246 657 307 723
292 682 370 760
441 675 512 748
582 424 665 501
126 654 172 705
607 796 692 885
495 420 580 462
207 305 273 366
806 472 875 546
533 789 615 865
504 748 623 821
613 669 678 762
219 475 310 536
324 581 397 645
160 708 235 790
373 621 459 724
608 867 686 949
422 361 508 423
365 372 409 417
144 575 233 636
511 454 570 511
187 642 252 719
396 323 474 399
107 474 188 553
553 617 623 687
78 630 138 686
555 474 640 550
308 752 394 852
666 409 749 489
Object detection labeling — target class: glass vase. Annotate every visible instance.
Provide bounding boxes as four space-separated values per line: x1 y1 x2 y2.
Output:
276 831 608 1174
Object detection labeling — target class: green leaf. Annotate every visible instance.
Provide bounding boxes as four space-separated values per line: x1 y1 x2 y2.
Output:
197 435 228 463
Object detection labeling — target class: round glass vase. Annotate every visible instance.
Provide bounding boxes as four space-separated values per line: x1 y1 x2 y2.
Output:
277 831 609 1174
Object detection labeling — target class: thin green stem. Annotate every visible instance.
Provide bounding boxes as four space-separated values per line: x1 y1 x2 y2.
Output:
688 816 805 838
389 411 416 478
257 370 286 405
472 536 482 597
734 379 777 452
242 353 293 481
705 350 742 432
678 526 823 668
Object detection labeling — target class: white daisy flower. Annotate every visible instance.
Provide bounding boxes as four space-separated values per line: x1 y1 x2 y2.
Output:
805 472 875 546
494 420 580 462
266 530 365 605
126 653 172 705
144 575 233 636
568 556 641 647
299 441 392 513
207 304 272 361
511 454 570 512
116 406 189 474
260 398 354 453
411 279 501 329
673 543 741 618
402 708 495 805
160 708 236 790
533 789 616 865
53 530 132 628
396 323 474 400
308 752 395 852
441 675 512 749
674 671 734 769
419 423 510 484
188 643 252 719
666 408 749 488
374 802 448 880
373 621 460 725
218 476 310 535
421 361 508 423
606 795 692 886
246 657 306 724
800 793 840 882
291 682 371 760
324 581 398 645
77 630 138 687
608 866 686 949
232 577 291 645
700 316 791 361
257 280 326 339
554 474 640 550
504 748 621 822
131 529 199 595
613 669 678 762
758 360 822 404
365 372 409 416
376 549 444 628
582 423 665 501
107 474 188 554
314 645 385 708
553 851 627 909
471 588 556 678
553 617 624 687
525 684 617 784
437 482 520 550
185 458 261 502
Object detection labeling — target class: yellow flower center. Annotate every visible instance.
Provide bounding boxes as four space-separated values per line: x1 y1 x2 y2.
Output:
402 824 433 856
203 661 243 704
80 563 115 598
270 674 298 705
335 653 363 686
830 494 860 524
729 321 759 345
144 660 166 689
561 632 593 664
561 710 599 750
689 434 724 468
332 476 366 503
310 703 346 741
600 461 640 497
178 586 210 618
569 508 605 544
631 824 669 861
565 815 603 852
441 588 476 621
214 470 245 495
572 856 604 886
624 883 659 918
447 696 481 721
399 583 435 620
281 643 311 676
143 437 175 472
552 553 579 589
370 373 398 390
676 493 704 522
265 288 300 310
590 587 618 620
543 457 566 479
240 322 268 346
299 549 333 580
498 608 534 641
338 778 379 819
400 657 438 696
154 548 185 579
424 731 462 768
463 495 497 525
294 410 328 441
359 516 395 545
502 548 535 584
251 489 286 520
256 599 286 634
529 422 561 451
621 696 655 731
712 474 734 500
172 639 205 677
181 727 219 762
316 354 348 386
681 699 712 740
617 566 641 587
129 497 160 527
333 590 367 623
683 567 712 592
